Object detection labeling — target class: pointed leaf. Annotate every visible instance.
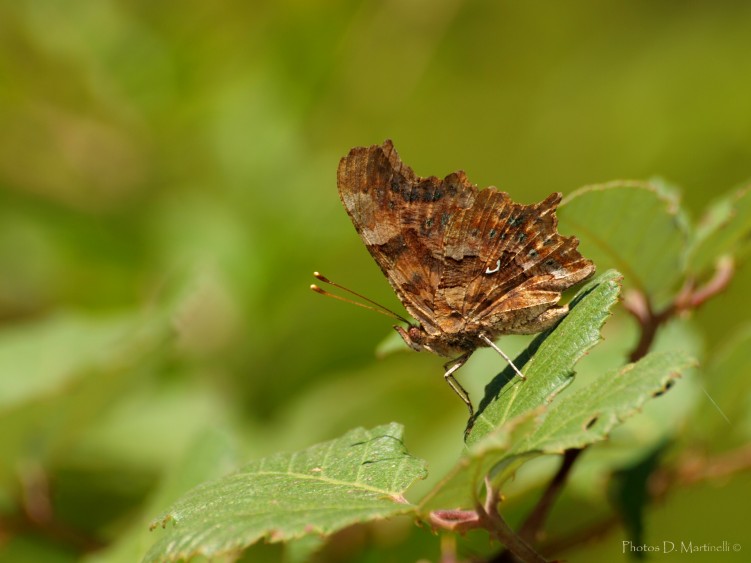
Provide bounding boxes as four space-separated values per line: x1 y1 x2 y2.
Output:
558 182 688 307
467 270 622 445
512 351 694 454
419 277 694 513
145 423 426 562
420 271 621 511
419 352 691 513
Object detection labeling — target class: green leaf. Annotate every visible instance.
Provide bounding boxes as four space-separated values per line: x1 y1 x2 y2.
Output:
558 182 688 307
467 270 623 445
512 351 694 454
688 184 751 275
419 353 691 513
419 274 695 513
418 271 621 511
145 423 426 562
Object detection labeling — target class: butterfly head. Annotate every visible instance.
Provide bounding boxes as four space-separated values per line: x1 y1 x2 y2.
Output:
394 325 433 353
394 323 481 357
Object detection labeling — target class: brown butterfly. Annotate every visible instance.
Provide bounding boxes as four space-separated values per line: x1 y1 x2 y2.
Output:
313 140 594 416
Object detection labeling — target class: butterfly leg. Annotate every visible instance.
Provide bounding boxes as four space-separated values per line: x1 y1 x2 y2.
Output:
478 333 526 381
443 352 474 417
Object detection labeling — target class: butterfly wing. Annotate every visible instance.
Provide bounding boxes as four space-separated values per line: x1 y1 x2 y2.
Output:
437 189 595 335
337 140 478 336
337 140 594 340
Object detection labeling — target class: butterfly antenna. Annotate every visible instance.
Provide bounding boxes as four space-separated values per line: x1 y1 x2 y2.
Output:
478 333 526 380
310 272 411 325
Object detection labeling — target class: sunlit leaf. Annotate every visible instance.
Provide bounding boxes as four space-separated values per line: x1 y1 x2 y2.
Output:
512 351 693 454
420 271 621 511
468 270 623 444
145 423 426 562
419 351 690 513
418 271 693 512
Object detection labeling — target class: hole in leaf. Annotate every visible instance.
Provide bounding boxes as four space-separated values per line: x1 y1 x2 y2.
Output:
652 380 675 398
585 415 598 430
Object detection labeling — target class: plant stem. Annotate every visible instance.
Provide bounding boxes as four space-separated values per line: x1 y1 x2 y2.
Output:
624 256 734 362
478 477 549 563
490 450 581 563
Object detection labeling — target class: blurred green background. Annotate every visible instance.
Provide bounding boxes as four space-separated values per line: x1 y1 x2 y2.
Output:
1 1 750 562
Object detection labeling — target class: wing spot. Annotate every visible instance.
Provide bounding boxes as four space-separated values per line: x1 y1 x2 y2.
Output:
528 249 538 258
441 213 451 226
489 228 496 239
517 232 527 243
485 259 501 275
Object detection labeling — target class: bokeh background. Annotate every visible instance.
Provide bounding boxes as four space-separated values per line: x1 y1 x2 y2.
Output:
1 1 750 562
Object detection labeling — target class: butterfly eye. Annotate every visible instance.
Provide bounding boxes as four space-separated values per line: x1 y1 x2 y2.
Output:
408 326 424 342
394 326 424 352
